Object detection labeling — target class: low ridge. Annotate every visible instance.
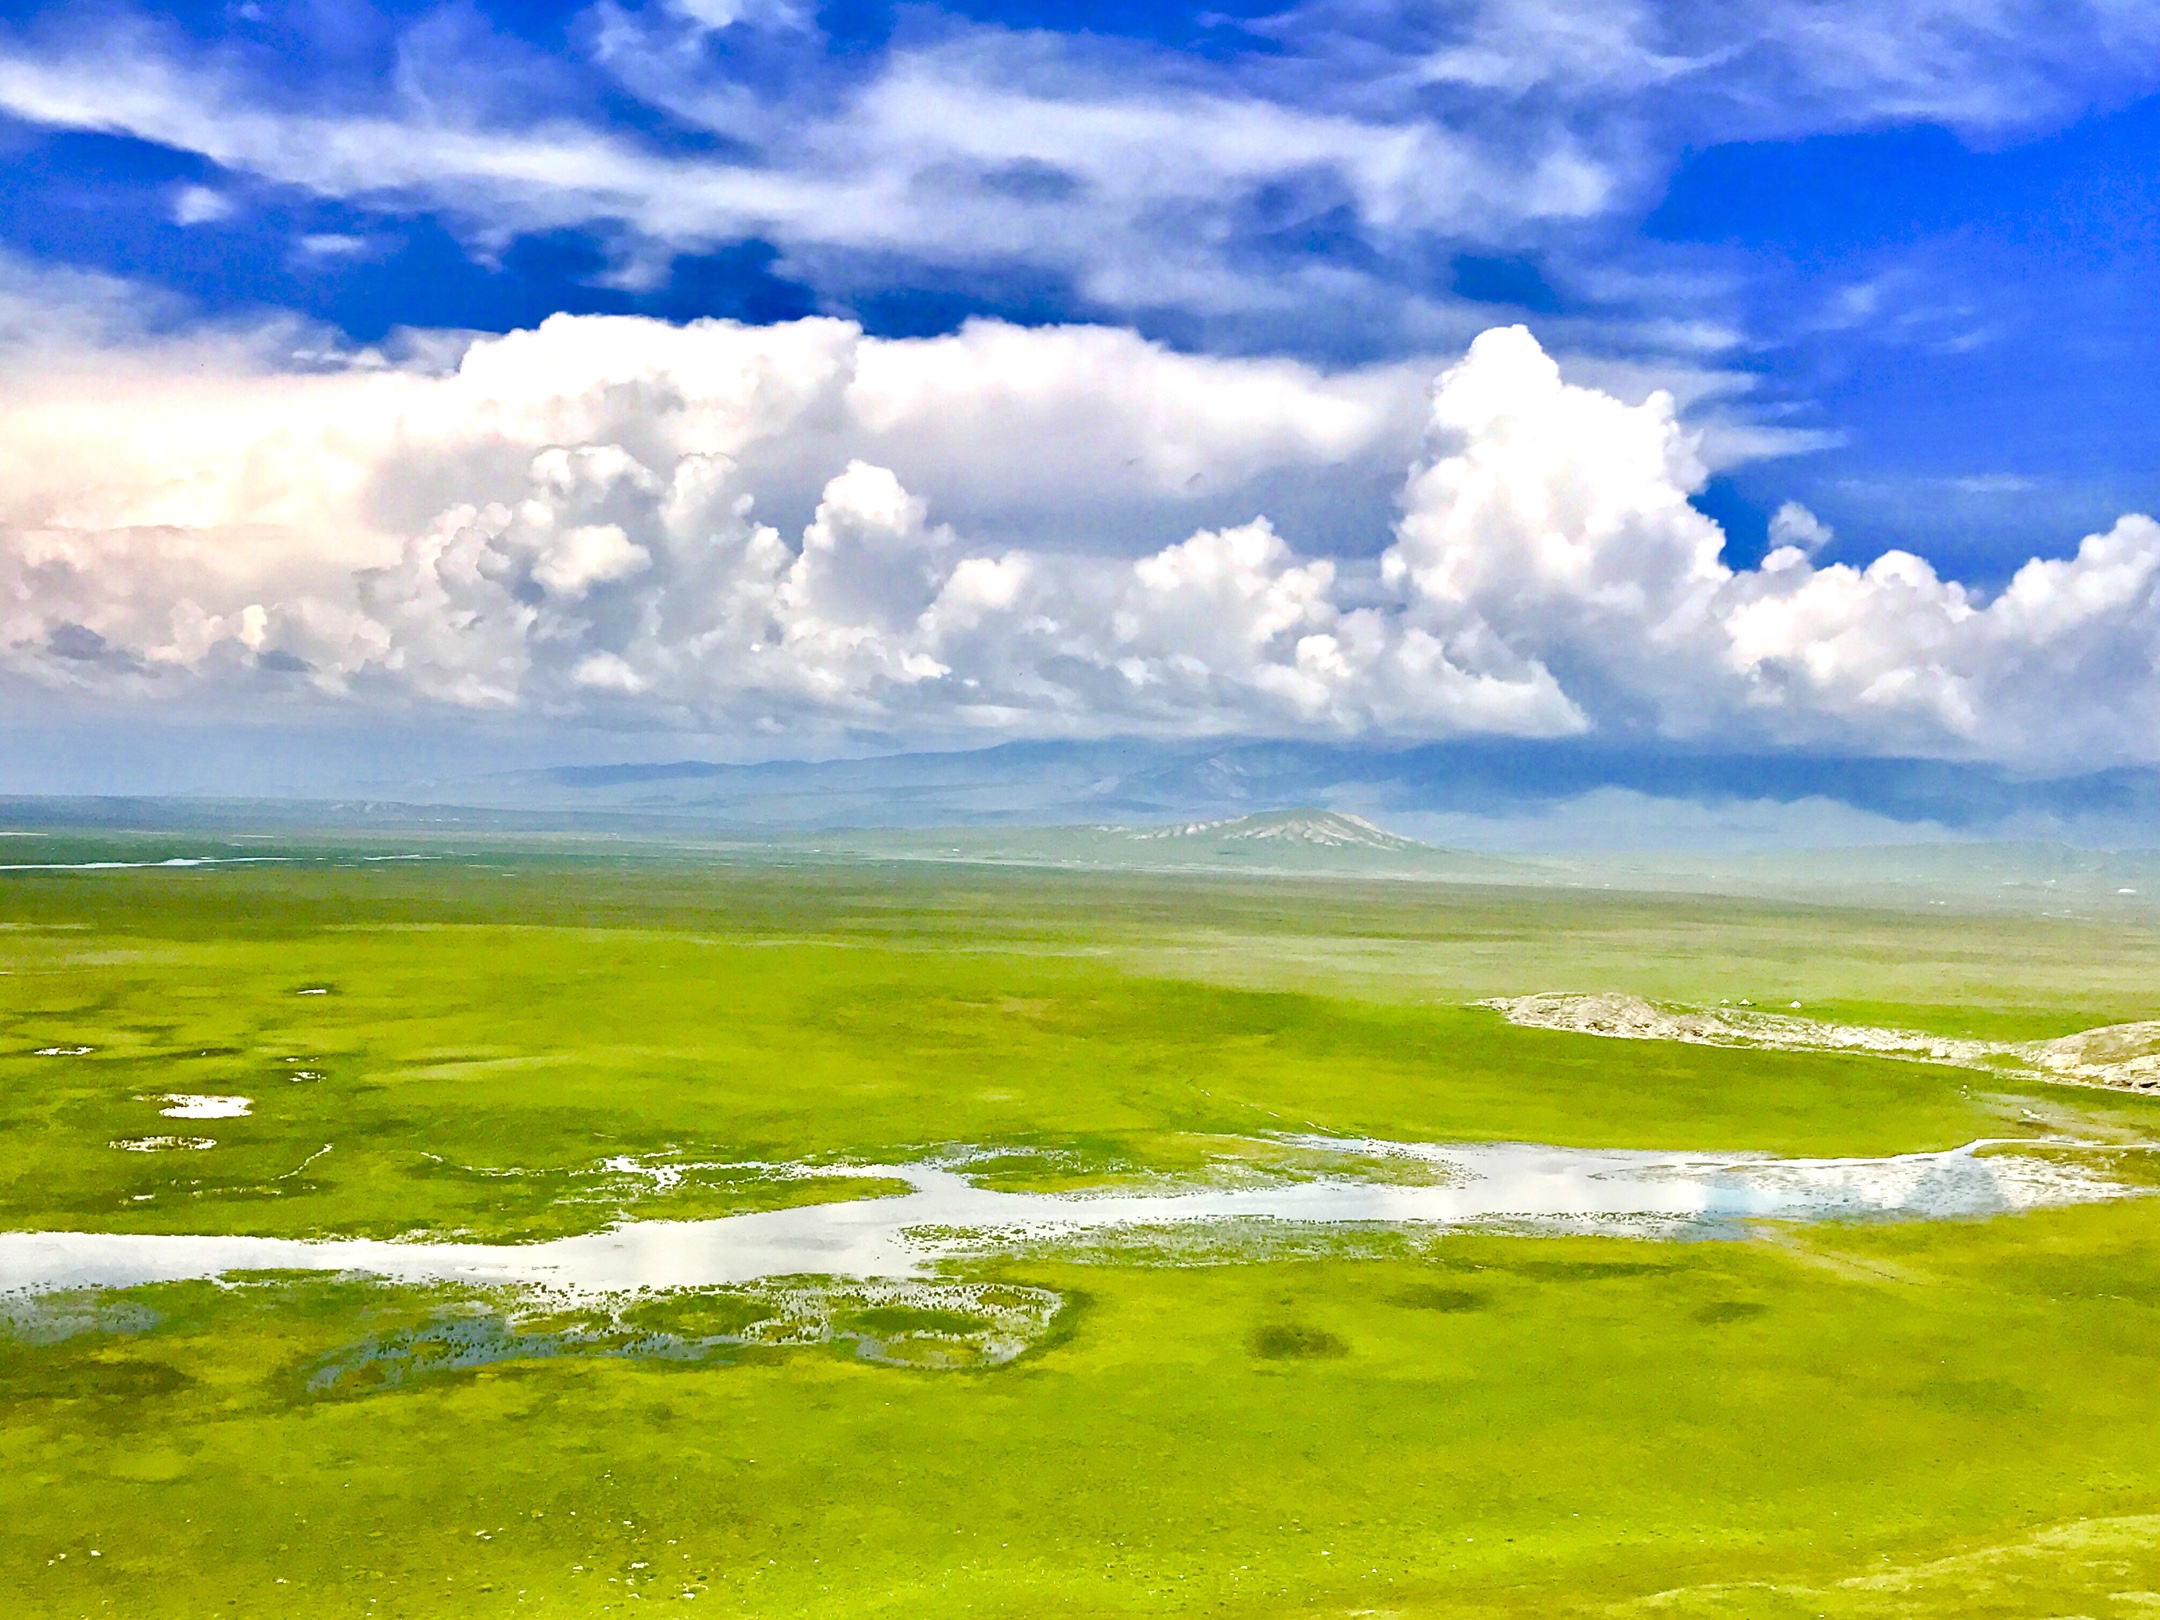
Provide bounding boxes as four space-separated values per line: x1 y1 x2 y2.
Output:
1118 808 1428 851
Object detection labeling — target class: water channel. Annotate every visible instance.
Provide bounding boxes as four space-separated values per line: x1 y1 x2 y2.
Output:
0 1137 2131 1301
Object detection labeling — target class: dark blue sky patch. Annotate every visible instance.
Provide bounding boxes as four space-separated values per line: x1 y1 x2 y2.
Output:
832 266 1083 338
1687 478 1773 571
1451 254 1562 314
1646 98 2160 265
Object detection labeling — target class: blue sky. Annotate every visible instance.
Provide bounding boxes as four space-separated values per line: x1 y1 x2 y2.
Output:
7 0 2158 574
1 0 2159 807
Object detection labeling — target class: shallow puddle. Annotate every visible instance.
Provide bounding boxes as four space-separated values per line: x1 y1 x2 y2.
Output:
0 857 294 872
0 1138 2135 1300
155 1095 252 1120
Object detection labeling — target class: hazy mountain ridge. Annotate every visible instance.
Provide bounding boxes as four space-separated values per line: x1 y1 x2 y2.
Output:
462 737 2160 848
753 811 1530 880
2 798 2159 914
5 736 2160 911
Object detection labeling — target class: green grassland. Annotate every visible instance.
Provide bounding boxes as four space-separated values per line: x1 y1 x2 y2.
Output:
5 840 2160 1615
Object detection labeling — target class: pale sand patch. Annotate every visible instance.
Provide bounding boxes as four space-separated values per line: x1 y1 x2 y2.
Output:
1483 993 2160 1093
1620 1513 2160 1616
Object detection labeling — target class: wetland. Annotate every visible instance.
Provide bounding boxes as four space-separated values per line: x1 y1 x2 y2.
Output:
5 841 2160 1617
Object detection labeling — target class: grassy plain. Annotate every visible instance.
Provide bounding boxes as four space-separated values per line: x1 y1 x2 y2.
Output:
5 837 2160 1615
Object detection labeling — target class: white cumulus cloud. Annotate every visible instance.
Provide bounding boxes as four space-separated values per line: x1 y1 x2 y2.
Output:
1 310 2156 766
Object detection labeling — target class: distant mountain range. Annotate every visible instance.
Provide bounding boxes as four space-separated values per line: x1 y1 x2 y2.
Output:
4 738 2160 903
441 736 2160 847
5 786 2160 913
748 809 1533 880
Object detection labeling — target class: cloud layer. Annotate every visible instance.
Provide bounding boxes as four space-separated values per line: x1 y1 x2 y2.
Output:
2 311 2156 767
3 0 2156 344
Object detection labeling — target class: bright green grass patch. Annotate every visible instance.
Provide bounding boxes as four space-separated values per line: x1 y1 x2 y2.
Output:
6 1202 2160 1617
5 854 2157 1245
0 915 2099 1239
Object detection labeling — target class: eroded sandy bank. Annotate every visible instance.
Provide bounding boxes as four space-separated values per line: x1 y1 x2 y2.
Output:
1483 993 2160 1092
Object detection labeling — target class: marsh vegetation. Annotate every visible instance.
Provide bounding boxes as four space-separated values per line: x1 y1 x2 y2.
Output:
4 838 2160 1615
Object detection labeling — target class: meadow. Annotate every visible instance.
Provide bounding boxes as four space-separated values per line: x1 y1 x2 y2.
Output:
5 837 2160 1616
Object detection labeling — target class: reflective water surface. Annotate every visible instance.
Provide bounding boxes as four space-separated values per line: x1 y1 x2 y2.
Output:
0 1138 2132 1301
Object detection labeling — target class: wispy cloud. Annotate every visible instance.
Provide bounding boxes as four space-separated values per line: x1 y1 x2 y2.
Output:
170 183 233 226
0 21 1596 330
4 1 2150 344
